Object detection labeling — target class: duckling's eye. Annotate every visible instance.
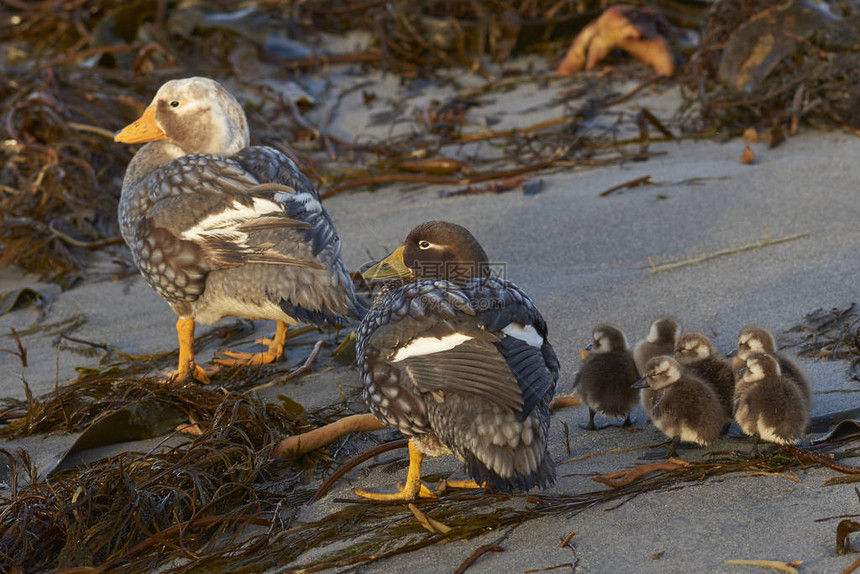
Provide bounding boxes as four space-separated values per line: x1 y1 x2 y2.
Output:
170 101 180 108
418 240 431 250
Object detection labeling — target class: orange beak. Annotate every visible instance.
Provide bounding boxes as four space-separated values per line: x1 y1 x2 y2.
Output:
114 103 167 143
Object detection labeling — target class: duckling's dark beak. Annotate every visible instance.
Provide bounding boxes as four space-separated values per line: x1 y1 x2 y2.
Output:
726 348 738 358
580 343 592 361
362 246 413 280
737 366 747 375
632 376 649 389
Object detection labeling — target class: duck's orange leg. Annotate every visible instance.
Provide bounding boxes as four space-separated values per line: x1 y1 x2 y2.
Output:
172 317 211 384
354 440 437 501
214 321 289 367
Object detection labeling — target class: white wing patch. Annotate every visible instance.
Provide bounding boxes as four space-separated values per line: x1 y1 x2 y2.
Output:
392 332 473 362
181 197 282 243
502 323 543 348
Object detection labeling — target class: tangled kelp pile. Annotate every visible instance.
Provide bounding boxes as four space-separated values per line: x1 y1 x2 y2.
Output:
681 0 860 135
0 304 860 571
0 321 369 572
6 0 860 280
3 381 860 572
0 0 674 280
780 303 860 381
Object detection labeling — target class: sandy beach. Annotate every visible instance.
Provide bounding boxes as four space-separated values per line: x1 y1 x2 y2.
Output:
2 56 860 572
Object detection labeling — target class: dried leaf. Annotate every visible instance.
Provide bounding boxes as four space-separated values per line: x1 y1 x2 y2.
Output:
557 5 674 77
0 288 43 316
69 398 187 454
813 420 860 444
741 144 756 164
717 0 837 93
278 395 307 416
408 503 452 535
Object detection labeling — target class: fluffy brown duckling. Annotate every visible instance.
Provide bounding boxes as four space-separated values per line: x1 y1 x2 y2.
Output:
674 332 735 422
115 77 364 383
634 317 681 374
634 355 724 458
732 326 812 410
734 353 810 457
573 325 640 430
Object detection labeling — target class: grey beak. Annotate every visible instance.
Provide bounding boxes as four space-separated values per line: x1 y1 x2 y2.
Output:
632 376 649 389
738 366 747 375
585 342 593 351
726 348 738 357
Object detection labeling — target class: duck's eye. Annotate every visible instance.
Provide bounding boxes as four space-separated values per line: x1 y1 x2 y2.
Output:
170 101 180 108
418 240 431 250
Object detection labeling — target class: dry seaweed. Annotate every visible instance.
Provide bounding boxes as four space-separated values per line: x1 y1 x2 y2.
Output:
1 304 860 573
678 0 860 137
780 303 860 362
0 393 315 573
0 0 694 281
292 0 606 70
5 331 860 573
279 443 855 573
5 0 860 281
0 330 367 572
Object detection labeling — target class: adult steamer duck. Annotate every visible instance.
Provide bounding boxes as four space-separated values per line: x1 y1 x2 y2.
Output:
356 221 558 500
115 77 364 383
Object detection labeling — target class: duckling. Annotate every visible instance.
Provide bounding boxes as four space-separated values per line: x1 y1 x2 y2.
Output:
634 356 724 458
634 317 681 374
114 77 364 383
732 326 812 409
674 332 734 422
355 221 558 500
572 325 640 430
734 353 810 457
